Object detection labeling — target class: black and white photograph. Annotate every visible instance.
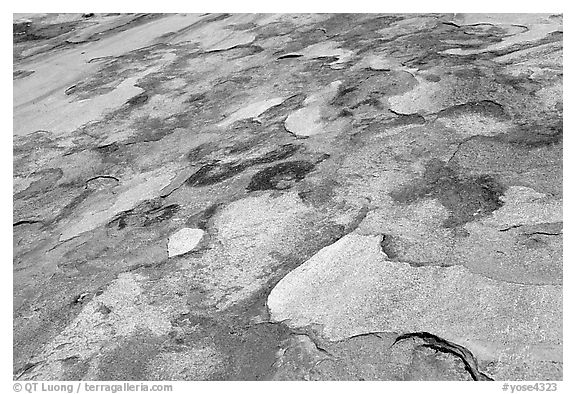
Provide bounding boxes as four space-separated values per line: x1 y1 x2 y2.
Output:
9 3 566 389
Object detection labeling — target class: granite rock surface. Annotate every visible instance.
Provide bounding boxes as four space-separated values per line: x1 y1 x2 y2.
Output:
13 13 562 381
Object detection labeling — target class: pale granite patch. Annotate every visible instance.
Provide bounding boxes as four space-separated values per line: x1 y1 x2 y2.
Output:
284 81 343 137
218 97 286 128
267 233 561 379
168 228 205 257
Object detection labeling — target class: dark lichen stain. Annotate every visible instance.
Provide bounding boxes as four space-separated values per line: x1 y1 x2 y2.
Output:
298 181 337 207
318 14 404 49
61 356 90 381
126 92 149 106
186 144 302 187
247 144 300 165
186 203 221 230
221 323 291 380
186 142 216 163
108 199 180 230
390 159 506 227
14 20 80 43
13 21 32 36
352 96 385 110
143 204 180 226
330 72 418 113
227 45 265 58
247 161 316 192
496 120 563 148
169 311 291 381
13 130 55 154
128 115 185 143
493 71 542 94
98 334 164 381
185 162 246 187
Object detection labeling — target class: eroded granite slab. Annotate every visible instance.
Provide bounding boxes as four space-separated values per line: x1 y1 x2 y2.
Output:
13 13 562 381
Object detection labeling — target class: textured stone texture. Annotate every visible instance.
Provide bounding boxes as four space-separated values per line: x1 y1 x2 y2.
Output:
13 13 562 381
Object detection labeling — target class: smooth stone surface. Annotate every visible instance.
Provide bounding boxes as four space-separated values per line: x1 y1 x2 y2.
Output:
443 14 562 56
174 26 256 51
218 97 286 128
14 14 206 136
167 228 205 257
170 14 261 50
481 186 562 228
284 81 341 136
284 106 324 136
456 221 562 285
16 77 144 136
267 233 561 379
359 199 457 265
367 57 395 71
